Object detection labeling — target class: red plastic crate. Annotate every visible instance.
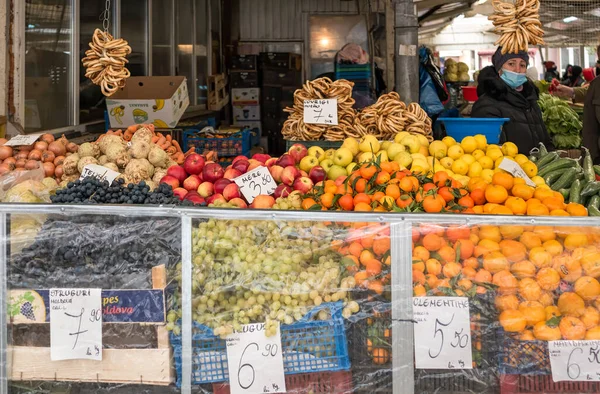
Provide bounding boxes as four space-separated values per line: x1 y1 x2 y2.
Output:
212 371 353 394
500 374 600 393
461 86 479 102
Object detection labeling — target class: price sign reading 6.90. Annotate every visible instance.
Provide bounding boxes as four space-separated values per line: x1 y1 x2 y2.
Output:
413 297 473 369
549 340 600 382
225 322 286 394
233 166 277 204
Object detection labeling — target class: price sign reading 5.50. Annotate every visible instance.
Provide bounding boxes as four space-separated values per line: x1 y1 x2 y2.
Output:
50 288 102 361
549 340 600 382
413 297 473 369
225 322 286 394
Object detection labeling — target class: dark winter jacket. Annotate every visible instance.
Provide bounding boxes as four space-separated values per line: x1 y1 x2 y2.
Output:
471 66 554 155
583 77 600 164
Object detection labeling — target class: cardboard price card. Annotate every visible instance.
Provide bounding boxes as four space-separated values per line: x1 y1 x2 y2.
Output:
5 134 41 146
413 297 473 369
549 340 600 382
225 322 286 394
79 164 120 184
303 99 339 125
233 166 277 204
499 158 536 187
50 288 102 361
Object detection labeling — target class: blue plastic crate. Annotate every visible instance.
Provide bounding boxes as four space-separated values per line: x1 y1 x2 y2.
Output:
171 302 350 386
498 329 550 375
183 129 251 157
437 118 510 145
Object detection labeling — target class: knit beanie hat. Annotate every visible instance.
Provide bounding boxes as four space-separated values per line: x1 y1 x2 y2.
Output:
492 47 529 71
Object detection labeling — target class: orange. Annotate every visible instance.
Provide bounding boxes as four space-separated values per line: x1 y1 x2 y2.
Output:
483 203 500 213
566 202 588 217
458 195 475 209
499 310 527 332
519 301 546 327
491 205 513 215
467 177 488 192
527 203 550 216
542 197 566 212
536 267 561 291
521 329 536 341
446 226 471 242
485 184 509 204
483 251 510 273
493 270 518 294
552 255 583 283
559 316 587 340
463 257 479 270
470 189 486 205
360 249 375 266
438 245 456 264
433 171 450 187
550 209 570 216
437 187 455 203
396 195 414 209
462 267 477 279
586 327 600 340
512 184 535 201
354 202 372 212
442 262 462 278
423 195 445 213
479 225 502 243
371 191 385 203
511 260 536 279
353 193 371 206
564 233 590 251
354 271 369 286
422 233 444 251
518 277 542 301
373 236 391 256
324 180 338 194
529 247 553 269
534 226 556 242
413 246 430 262
385 184 401 200
425 274 439 289
538 291 555 307
413 260 425 273
520 232 542 250
543 239 563 256
338 194 354 211
558 292 585 317
573 276 600 301
534 188 554 201
375 171 391 185
372 348 390 364
505 197 527 215
425 259 442 276
581 307 600 329
380 161 395 174
348 242 363 258
457 278 473 290
368 280 385 295
454 239 474 260
301 198 318 210
354 178 368 193
320 192 335 208
413 284 426 296
360 164 377 180
495 294 520 311
400 176 419 192
545 306 561 320
474 269 492 283
366 259 383 276
499 239 527 263
533 321 562 341
493 172 515 190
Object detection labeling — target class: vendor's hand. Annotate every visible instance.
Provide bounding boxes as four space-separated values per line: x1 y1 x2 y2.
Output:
552 84 574 99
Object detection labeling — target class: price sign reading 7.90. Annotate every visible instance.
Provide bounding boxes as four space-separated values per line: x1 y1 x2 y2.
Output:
413 297 473 369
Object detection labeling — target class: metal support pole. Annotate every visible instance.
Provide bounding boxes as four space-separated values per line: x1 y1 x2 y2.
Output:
147 0 152 76
181 216 193 394
0 214 8 394
394 0 419 104
71 0 80 126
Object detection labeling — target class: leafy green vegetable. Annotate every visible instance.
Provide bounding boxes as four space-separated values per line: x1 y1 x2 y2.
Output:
538 93 583 149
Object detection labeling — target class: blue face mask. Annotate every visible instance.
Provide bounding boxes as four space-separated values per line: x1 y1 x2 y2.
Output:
501 69 528 89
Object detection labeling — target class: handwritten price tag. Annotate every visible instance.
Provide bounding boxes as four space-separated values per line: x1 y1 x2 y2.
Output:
413 297 473 369
79 164 120 184
225 322 286 394
5 134 41 146
50 288 102 361
303 99 338 125
549 340 600 382
233 166 277 204
499 158 536 187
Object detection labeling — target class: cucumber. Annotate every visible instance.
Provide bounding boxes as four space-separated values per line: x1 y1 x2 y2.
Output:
544 171 563 186
583 147 595 182
588 206 600 216
581 181 600 197
558 188 571 200
538 143 549 157
587 195 600 210
594 165 600 177
528 155 537 163
535 152 560 170
552 168 580 191
538 158 579 178
569 179 582 204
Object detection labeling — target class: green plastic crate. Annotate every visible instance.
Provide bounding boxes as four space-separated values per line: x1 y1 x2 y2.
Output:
285 140 343 151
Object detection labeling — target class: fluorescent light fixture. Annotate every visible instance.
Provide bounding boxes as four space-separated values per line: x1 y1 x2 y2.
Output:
563 16 578 23
476 0 488 4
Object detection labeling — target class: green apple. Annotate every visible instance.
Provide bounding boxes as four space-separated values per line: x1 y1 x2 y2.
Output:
401 135 421 154
327 165 347 181
394 131 411 144
358 135 380 154
381 141 392 151
376 150 389 162
386 142 405 160
333 147 354 167
415 134 430 148
308 146 326 161
320 159 334 172
346 162 358 174
341 137 360 156
299 155 320 172
358 151 376 163
394 151 413 168
324 149 336 161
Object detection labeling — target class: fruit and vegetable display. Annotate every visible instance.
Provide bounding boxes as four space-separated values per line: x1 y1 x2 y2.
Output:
538 94 582 149
443 59 470 83
489 0 544 54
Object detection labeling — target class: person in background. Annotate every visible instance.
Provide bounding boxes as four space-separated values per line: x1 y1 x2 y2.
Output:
543 61 560 82
561 64 573 85
582 76 600 163
471 47 554 154
565 65 585 87
526 66 539 82
552 45 600 103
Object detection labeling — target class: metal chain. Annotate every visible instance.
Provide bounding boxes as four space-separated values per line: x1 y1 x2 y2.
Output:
100 0 111 32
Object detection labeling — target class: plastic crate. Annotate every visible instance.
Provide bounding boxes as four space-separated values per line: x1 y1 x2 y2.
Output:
212 371 353 394
461 86 479 102
177 117 217 130
182 129 251 157
500 374 600 393
171 302 350 386
437 117 510 144
284 140 343 151
498 331 550 375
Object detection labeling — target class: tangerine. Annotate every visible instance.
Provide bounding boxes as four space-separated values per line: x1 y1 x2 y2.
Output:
559 316 587 340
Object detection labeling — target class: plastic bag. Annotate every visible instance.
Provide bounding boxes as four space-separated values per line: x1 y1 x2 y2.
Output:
0 164 49 202
420 46 449 103
419 66 445 118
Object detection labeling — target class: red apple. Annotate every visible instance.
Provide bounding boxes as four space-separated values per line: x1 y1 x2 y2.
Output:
269 165 284 183
173 187 188 200
308 166 326 184
274 184 292 199
214 178 232 195
265 158 278 168
276 153 295 168
183 153 205 175
202 162 224 183
232 155 249 164
252 153 271 164
167 165 188 183
299 170 308 178
292 177 314 193
183 175 202 191
288 143 308 163
185 194 206 205
228 197 248 208
232 159 250 173
197 181 214 198
223 183 241 201
250 195 275 209
224 168 242 180
281 166 300 186
160 175 180 190
206 193 226 205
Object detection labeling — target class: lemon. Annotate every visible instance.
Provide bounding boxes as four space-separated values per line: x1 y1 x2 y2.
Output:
481 169 494 183
448 145 465 160
474 134 488 150
412 159 430 171
460 136 478 153
452 159 469 175
440 157 454 169
531 176 546 186
486 148 504 162
456 175 470 187
472 149 485 160
428 140 448 159
501 142 519 157
521 161 538 177
461 154 476 165
514 154 529 166
478 156 494 170
442 136 457 147
468 162 483 178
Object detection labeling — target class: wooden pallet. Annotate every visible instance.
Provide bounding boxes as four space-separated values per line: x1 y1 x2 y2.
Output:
8 265 172 386
208 74 229 111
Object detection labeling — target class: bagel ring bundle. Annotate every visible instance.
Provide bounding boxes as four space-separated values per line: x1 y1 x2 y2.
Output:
82 29 132 96
489 0 544 54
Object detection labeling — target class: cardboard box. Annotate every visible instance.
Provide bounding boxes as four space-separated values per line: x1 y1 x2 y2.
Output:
233 104 261 121
259 53 302 71
230 55 257 71
105 76 189 129
232 88 260 105
230 71 259 88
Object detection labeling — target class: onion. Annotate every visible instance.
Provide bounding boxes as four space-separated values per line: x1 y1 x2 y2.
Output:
28 149 42 161
25 160 39 170
42 150 55 163
15 151 28 161
48 141 66 156
0 146 13 160
0 164 10 176
54 165 64 179
0 138 7 146
34 141 48 151
42 162 55 177
66 142 78 153
15 159 26 168
54 155 65 166
40 133 55 144
4 157 16 170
